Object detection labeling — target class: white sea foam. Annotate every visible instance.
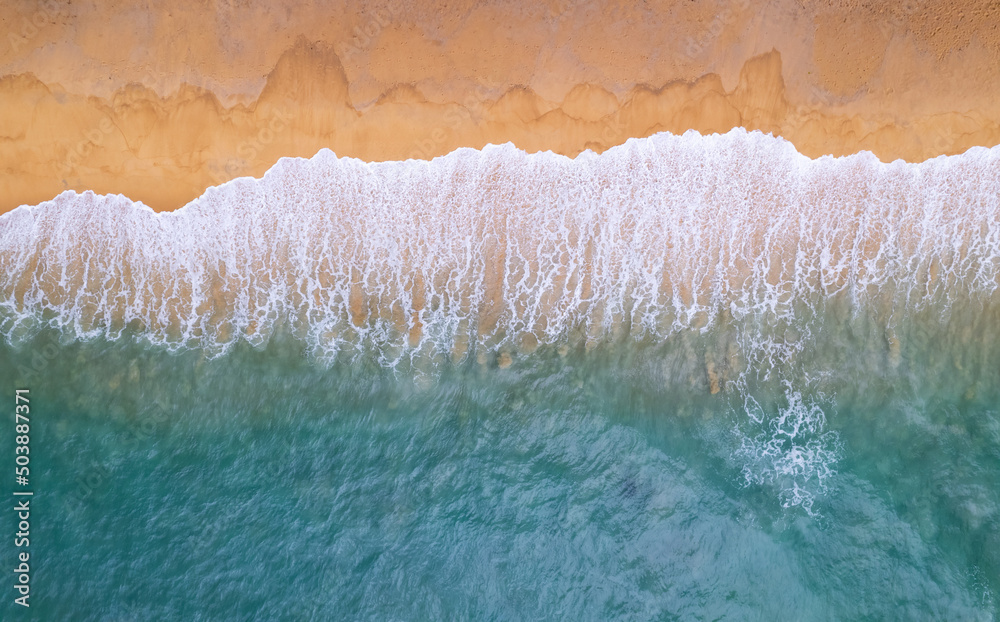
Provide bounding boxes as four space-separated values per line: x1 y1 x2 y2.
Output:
737 388 843 515
1 129 998 366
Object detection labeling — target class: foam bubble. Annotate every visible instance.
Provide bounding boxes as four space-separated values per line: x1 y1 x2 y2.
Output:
737 389 842 516
0 129 998 366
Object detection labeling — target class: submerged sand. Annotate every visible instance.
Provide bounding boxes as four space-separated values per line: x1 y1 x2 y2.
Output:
1 0 999 211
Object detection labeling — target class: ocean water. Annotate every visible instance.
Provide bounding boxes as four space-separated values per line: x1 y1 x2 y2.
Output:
1 129 998 620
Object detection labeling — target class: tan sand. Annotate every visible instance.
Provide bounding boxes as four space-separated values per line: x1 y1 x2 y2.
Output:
1 0 999 212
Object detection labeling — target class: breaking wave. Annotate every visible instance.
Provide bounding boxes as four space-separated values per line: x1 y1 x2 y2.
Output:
1 128 998 368
5 127 1000 513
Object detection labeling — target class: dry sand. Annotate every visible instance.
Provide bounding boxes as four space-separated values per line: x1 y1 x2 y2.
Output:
1 0 999 212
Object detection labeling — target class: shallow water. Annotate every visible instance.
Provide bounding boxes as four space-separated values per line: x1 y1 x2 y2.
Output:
0 316 996 620
2 131 999 619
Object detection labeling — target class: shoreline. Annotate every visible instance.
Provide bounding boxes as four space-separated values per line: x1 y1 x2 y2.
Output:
11 128 999 215
2 130 996 357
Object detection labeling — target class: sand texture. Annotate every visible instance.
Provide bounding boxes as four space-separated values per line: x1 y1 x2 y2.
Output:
2 0 999 211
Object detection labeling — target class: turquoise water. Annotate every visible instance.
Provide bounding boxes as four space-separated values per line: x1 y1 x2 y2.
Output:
2 312 998 620
2 131 1000 619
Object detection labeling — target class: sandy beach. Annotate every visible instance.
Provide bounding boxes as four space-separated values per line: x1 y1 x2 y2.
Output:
4 4 1000 618
2 0 999 211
